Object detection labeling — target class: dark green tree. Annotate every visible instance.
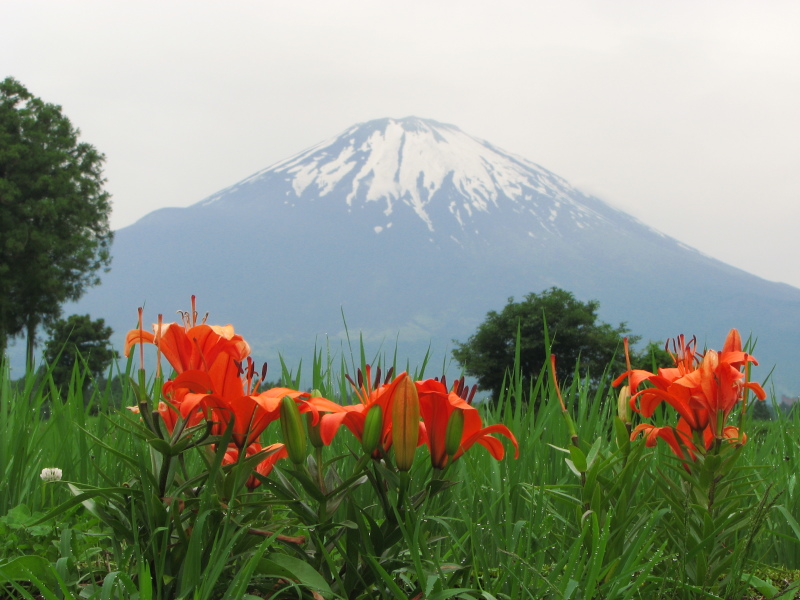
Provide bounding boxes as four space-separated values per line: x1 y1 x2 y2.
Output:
452 287 637 402
750 397 772 421
0 77 112 368
43 314 118 394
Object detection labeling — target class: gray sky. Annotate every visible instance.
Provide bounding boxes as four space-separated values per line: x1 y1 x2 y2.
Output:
3 1 799 286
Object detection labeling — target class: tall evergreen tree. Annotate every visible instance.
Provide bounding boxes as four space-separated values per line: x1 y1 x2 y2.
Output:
0 77 112 368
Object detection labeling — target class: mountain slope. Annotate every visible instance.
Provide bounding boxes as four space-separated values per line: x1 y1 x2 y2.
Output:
65 117 800 396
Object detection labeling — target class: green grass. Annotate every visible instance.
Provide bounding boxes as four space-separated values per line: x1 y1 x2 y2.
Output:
0 348 798 599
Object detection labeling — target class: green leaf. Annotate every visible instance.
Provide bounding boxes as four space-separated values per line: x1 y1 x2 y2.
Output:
563 578 579 599
280 465 327 502
740 573 780 597
428 589 483 600
138 561 153 600
585 437 603 469
101 571 138 600
775 505 800 543
0 555 58 589
1 504 52 536
613 417 630 452
362 554 408 600
568 445 587 472
220 538 274 600
147 437 174 456
564 458 581 478
258 553 333 598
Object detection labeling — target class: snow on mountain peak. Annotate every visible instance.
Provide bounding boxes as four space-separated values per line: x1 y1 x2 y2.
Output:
236 117 588 230
203 117 619 237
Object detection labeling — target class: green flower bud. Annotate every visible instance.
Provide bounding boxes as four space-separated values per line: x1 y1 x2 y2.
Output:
617 385 632 425
305 412 325 449
361 404 384 455
444 409 465 458
280 396 307 465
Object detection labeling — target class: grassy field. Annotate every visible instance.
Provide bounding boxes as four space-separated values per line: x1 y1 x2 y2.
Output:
0 339 799 600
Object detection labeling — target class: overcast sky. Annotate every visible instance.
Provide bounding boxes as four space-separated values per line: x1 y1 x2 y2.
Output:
3 1 799 287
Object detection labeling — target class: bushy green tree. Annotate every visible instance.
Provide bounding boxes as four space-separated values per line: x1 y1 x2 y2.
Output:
0 77 112 368
43 314 117 394
452 287 638 402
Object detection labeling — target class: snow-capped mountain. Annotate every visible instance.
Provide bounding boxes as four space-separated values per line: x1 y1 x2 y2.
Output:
59 117 800 395
206 117 614 237
198 116 647 244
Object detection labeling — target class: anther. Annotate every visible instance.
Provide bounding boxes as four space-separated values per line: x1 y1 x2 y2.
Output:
246 357 255 378
345 373 357 389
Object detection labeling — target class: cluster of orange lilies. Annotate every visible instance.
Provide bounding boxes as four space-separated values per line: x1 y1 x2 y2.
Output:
124 298 518 489
615 329 766 462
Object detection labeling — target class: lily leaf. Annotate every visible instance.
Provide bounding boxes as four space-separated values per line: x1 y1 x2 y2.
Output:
565 458 582 477
585 437 603 470
568 446 587 473
257 553 333 599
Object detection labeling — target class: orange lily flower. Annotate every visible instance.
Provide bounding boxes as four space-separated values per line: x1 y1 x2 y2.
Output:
221 441 288 490
125 322 250 374
612 335 700 406
157 401 179 433
631 417 710 463
317 366 425 458
676 349 765 437
160 380 209 432
619 329 765 459
415 378 519 469
718 328 760 371
171 356 318 449
619 330 764 422
632 417 746 466
631 382 710 433
124 297 250 374
612 335 697 397
318 366 405 448
632 331 765 439
631 422 695 462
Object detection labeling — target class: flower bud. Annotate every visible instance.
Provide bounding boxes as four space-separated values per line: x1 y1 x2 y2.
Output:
392 376 419 472
361 404 384 455
280 396 307 465
444 409 465 459
305 412 325 449
617 385 632 424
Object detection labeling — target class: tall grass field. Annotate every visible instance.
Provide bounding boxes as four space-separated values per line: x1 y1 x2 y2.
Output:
0 323 799 600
